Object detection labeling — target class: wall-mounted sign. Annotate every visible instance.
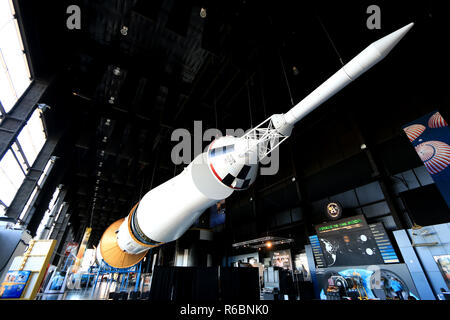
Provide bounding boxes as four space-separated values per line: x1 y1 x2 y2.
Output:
0 270 31 299
325 202 343 221
0 240 56 300
316 216 366 235
402 110 450 208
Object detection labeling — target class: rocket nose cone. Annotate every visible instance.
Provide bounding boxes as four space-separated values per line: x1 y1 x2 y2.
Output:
372 22 414 57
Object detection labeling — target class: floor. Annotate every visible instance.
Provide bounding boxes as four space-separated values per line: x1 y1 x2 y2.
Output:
38 278 130 300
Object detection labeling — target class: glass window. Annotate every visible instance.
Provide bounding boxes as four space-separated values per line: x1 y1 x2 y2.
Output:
16 157 56 225
392 174 409 194
401 170 420 190
37 156 54 186
413 166 434 186
17 108 46 168
0 148 25 207
311 198 330 214
11 141 29 172
35 186 62 239
331 189 359 208
276 210 291 226
17 185 38 222
0 0 31 114
361 201 390 219
374 215 396 230
291 207 303 222
0 107 47 217
355 181 384 205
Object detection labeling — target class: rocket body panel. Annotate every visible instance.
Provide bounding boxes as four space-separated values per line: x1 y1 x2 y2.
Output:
134 151 233 243
116 216 152 254
284 68 352 125
283 23 414 127
206 136 259 190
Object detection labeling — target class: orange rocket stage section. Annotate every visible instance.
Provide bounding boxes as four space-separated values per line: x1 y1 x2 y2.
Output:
99 218 147 269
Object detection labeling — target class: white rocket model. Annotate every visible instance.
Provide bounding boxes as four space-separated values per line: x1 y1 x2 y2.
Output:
97 23 414 268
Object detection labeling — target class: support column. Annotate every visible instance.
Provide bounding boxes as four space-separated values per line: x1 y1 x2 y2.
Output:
0 81 48 159
40 189 67 240
48 204 70 264
347 112 405 230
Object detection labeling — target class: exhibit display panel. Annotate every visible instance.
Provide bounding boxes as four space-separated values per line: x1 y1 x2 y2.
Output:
313 215 400 267
394 223 450 299
271 250 293 270
0 240 56 300
402 111 450 207
316 264 420 300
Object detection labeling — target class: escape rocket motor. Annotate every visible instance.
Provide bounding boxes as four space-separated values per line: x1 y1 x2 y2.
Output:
97 23 414 268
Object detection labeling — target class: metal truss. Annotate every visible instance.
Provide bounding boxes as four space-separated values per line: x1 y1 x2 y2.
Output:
241 116 290 161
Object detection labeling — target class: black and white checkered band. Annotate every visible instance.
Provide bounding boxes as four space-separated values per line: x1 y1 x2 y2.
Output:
220 164 253 190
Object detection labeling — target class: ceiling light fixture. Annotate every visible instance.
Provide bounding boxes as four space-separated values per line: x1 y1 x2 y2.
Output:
120 26 128 35
113 67 121 76
200 8 207 18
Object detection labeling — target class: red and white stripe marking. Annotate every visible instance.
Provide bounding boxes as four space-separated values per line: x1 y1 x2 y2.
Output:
428 112 448 128
415 140 450 174
403 124 425 142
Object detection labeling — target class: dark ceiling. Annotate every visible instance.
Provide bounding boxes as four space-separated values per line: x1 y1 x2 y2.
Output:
15 0 450 246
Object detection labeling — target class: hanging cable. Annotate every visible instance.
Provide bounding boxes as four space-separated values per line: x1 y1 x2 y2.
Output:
130 167 149 217
89 201 95 229
316 16 345 67
149 149 160 190
268 14 295 107
278 50 295 106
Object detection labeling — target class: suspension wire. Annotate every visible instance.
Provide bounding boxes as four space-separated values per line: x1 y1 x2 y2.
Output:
316 16 345 67
267 13 294 107
139 171 145 200
278 50 295 107
149 148 160 190
132 172 147 214
89 201 95 229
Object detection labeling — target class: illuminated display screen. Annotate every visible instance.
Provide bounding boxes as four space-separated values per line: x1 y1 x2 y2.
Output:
317 218 364 234
313 215 384 267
